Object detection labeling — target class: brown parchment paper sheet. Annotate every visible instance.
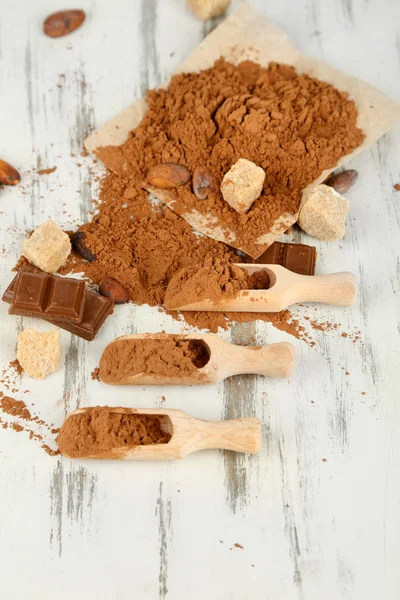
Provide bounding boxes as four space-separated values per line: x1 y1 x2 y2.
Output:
85 3 400 257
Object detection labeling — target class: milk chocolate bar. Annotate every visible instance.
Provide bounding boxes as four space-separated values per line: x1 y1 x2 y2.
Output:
3 266 114 341
2 263 39 303
53 290 114 341
254 242 317 276
9 270 85 323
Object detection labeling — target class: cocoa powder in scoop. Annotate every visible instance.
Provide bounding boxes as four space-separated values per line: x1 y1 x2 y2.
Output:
99 336 210 383
57 408 172 458
97 58 364 257
165 257 270 309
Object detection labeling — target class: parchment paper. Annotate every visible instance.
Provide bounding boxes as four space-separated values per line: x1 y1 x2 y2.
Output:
85 3 400 257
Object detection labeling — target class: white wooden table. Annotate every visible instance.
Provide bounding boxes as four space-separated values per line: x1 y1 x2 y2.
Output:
1 1 399 598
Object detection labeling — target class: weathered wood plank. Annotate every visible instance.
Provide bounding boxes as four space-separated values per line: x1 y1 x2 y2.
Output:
0 0 399 598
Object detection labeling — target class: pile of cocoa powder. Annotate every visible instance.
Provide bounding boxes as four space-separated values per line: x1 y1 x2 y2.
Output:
165 256 270 309
62 58 364 339
57 407 172 458
99 337 210 383
61 179 318 339
98 58 364 257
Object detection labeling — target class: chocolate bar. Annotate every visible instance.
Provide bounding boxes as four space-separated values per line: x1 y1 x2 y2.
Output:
9 271 85 322
2 263 38 303
3 266 114 341
253 242 317 276
53 290 114 341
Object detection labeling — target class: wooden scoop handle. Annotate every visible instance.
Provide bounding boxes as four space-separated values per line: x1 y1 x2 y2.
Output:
223 342 296 379
194 417 262 454
291 272 357 306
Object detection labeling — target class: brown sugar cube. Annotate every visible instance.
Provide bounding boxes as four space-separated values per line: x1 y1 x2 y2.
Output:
187 0 231 20
22 219 71 273
221 159 265 214
298 184 350 241
17 329 61 380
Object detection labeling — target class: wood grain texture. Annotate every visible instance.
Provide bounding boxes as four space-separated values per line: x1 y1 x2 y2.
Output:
97 333 295 384
0 0 399 598
59 407 262 459
167 265 358 312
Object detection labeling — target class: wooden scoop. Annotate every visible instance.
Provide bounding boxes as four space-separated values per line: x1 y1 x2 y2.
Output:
165 264 357 312
59 407 262 460
99 333 296 385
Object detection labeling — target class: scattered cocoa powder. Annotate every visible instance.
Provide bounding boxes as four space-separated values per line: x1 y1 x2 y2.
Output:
0 393 59 456
305 318 341 333
41 444 60 457
0 395 31 420
98 58 364 257
99 337 210 383
91 367 100 381
171 307 307 339
57 407 172 458
165 256 270 308
0 360 27 395
11 423 24 433
9 359 23 376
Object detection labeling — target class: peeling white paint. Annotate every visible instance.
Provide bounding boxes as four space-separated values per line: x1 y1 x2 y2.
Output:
0 1 399 598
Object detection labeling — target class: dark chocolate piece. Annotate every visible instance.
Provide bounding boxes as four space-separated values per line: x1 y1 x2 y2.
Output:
3 268 113 341
253 242 317 276
9 271 85 323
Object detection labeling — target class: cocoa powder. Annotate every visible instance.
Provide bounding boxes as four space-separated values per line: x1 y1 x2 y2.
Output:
0 395 31 420
98 58 364 257
171 307 307 338
99 337 210 383
165 257 270 309
61 174 326 339
0 393 59 456
91 367 100 381
62 178 237 306
57 407 172 458
9 359 23 376
62 175 299 334
61 59 364 340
